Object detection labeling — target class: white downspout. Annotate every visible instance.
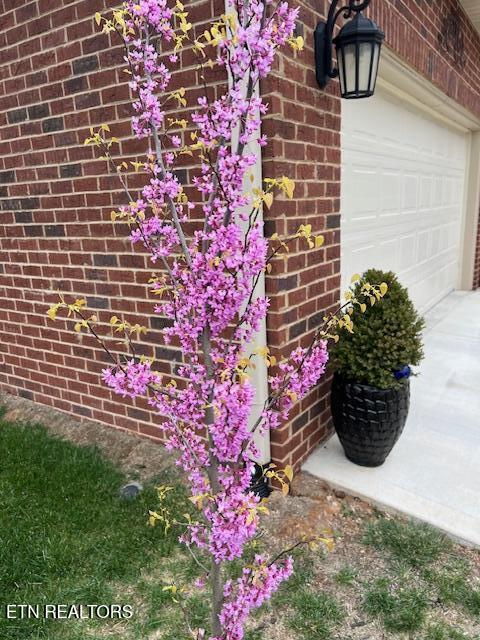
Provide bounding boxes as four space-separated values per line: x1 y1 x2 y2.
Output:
226 3 270 465
245 148 270 466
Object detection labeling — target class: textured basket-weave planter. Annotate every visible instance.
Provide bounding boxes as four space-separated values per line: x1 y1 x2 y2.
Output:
330 373 410 467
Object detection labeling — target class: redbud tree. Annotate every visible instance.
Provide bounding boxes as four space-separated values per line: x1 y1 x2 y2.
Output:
47 1 386 638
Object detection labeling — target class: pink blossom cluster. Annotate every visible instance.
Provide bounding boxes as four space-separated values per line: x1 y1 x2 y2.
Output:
148 373 212 491
126 0 175 37
218 0 299 81
191 484 260 563
270 341 329 418
215 556 294 640
192 94 266 148
192 149 258 223
128 41 171 138
130 215 179 261
102 359 161 399
210 380 255 463
158 221 267 354
121 172 188 262
124 1 175 138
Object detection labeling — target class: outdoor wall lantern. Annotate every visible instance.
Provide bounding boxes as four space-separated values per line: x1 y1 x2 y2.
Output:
315 0 384 99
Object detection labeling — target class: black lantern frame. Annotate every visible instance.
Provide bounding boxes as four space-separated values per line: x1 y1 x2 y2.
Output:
315 0 384 99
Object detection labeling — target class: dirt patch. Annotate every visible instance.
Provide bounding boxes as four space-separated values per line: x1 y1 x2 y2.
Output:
262 469 375 549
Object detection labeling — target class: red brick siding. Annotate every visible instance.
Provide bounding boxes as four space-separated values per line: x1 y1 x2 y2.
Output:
0 0 226 439
373 0 480 119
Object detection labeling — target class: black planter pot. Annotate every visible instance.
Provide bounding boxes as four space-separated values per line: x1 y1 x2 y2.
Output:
330 373 410 467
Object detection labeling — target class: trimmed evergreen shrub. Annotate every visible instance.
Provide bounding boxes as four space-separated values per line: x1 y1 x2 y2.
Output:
331 269 425 389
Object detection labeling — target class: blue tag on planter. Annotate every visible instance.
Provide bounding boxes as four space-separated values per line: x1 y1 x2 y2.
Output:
393 365 411 380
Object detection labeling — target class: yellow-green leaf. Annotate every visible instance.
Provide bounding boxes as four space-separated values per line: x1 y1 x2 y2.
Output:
281 176 295 199
46 306 58 321
295 35 304 51
263 192 274 209
284 464 293 482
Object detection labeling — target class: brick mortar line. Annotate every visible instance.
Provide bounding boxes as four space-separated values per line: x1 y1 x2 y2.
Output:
1 41 225 83
0 253 336 264
2 342 170 359
0 334 173 349
0 244 340 255
1 359 193 384
0 201 339 211
1 347 183 363
0 277 332 288
0 304 332 328
0 287 155 302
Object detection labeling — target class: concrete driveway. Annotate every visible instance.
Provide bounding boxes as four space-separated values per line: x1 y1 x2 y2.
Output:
303 290 480 547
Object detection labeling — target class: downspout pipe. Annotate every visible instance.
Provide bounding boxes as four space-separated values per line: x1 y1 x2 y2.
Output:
226 2 271 467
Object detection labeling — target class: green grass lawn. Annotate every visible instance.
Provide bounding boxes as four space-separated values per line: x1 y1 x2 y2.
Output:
0 409 188 640
1 408 479 640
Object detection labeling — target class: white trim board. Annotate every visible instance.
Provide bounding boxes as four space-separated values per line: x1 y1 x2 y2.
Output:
378 48 480 132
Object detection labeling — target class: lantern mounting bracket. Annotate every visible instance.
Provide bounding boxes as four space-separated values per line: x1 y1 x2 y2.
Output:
315 0 372 88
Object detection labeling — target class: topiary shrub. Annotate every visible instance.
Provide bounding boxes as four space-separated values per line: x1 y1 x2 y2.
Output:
331 269 425 389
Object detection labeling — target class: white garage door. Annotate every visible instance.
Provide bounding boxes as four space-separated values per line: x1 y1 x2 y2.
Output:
341 87 469 313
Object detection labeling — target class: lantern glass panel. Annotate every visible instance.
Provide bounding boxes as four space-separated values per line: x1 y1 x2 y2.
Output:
337 40 381 98
337 47 346 95
341 43 357 94
358 41 374 92
369 42 380 92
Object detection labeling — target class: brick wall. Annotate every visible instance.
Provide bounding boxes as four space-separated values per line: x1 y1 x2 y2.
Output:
374 0 480 119
1 0 480 471
0 0 225 439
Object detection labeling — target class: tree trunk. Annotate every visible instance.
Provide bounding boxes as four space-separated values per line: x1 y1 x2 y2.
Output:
202 325 224 636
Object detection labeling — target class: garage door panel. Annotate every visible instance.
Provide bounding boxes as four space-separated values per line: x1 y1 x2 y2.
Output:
341 88 468 313
399 234 416 269
345 206 459 238
420 176 432 208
